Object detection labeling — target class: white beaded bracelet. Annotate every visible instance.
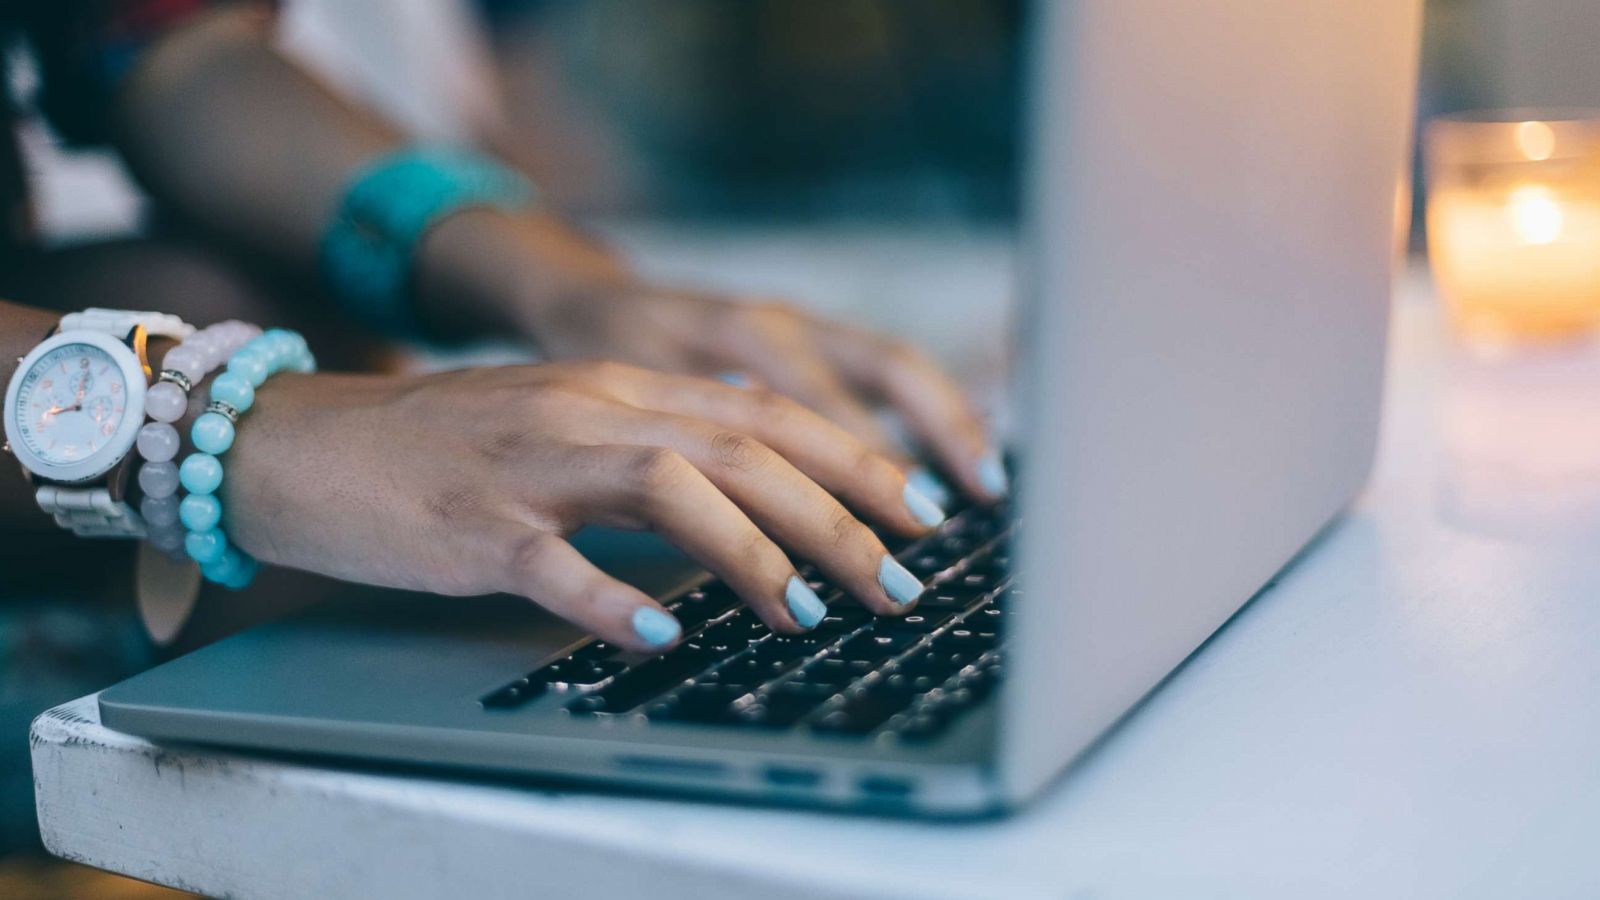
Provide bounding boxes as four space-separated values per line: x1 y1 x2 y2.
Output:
132 320 262 556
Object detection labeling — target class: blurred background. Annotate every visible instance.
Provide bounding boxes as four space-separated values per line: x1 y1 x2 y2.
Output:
3 0 1597 894
22 0 1600 255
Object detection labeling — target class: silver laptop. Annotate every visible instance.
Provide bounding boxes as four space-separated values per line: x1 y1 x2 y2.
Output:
97 0 1423 816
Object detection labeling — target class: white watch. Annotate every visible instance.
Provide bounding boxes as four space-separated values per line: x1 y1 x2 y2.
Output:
3 308 193 538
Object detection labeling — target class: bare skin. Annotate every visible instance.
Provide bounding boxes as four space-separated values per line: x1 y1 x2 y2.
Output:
2 297 934 649
114 7 1001 497
0 302 68 531
223 362 935 653
3 7 1005 637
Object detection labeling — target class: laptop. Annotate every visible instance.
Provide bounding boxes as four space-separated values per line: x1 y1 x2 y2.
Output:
96 0 1423 816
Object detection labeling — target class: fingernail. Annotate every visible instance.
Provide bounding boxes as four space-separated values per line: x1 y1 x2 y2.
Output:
716 371 754 389
878 556 925 607
906 466 953 509
785 575 827 628
631 607 682 648
976 448 1010 498
902 481 948 529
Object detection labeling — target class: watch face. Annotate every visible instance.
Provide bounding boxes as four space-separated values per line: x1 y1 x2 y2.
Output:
11 342 132 467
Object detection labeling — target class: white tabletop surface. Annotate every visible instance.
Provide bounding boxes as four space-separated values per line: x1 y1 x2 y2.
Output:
31 249 1600 900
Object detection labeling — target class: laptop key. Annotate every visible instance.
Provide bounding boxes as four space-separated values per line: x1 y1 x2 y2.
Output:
745 682 837 727
672 599 733 633
719 655 803 685
878 612 953 634
835 630 922 663
906 552 951 578
940 628 991 652
653 684 746 724
917 589 985 611
699 613 769 647
930 533 975 558
882 671 943 694
692 668 766 691
579 644 718 713
537 658 625 687
569 641 619 663
896 649 969 680
815 607 871 634
801 657 875 687
811 683 918 735
480 679 545 709
894 711 952 743
754 633 835 659
968 604 1002 627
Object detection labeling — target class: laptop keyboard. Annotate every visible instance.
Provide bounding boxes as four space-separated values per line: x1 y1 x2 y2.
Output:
481 499 1013 744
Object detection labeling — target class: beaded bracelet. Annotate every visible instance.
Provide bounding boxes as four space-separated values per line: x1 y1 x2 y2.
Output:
177 328 316 589
134 320 263 558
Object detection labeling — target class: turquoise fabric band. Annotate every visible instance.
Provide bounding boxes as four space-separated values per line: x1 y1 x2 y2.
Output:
321 147 536 336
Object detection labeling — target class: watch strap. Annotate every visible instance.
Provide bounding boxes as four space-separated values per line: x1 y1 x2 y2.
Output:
59 308 194 341
35 485 147 539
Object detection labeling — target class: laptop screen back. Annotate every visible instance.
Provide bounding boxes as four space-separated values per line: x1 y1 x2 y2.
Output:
1004 0 1423 800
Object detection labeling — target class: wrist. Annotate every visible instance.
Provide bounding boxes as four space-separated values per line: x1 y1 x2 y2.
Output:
412 207 635 344
217 371 384 563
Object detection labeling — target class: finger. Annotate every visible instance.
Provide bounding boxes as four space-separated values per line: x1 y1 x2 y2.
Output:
580 444 825 634
719 310 904 458
613 414 928 618
817 322 1006 501
500 532 684 654
608 370 946 537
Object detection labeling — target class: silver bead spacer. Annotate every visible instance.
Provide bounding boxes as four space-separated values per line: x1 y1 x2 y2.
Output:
157 369 193 393
205 400 241 425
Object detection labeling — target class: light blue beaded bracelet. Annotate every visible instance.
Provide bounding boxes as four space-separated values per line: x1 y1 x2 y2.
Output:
178 328 316 589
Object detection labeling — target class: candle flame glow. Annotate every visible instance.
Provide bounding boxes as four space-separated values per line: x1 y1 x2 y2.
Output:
1507 185 1565 245
1515 121 1558 162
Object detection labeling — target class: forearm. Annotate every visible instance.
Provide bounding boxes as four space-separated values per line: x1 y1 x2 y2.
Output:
114 6 633 336
114 5 399 276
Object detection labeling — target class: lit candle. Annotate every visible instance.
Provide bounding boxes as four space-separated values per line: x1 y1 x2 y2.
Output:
1426 112 1600 342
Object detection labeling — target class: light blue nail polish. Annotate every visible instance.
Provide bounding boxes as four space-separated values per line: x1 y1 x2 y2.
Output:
906 466 952 509
878 556 925 606
715 371 753 389
902 481 948 528
785 575 828 628
631 607 682 648
977 448 1010 498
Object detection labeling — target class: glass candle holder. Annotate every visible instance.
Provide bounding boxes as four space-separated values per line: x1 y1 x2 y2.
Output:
1425 110 1600 343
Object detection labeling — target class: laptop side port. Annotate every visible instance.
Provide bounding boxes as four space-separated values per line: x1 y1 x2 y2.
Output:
762 767 821 789
614 756 728 779
857 775 916 798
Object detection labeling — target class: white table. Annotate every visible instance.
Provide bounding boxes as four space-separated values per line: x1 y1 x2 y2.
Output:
31 258 1600 900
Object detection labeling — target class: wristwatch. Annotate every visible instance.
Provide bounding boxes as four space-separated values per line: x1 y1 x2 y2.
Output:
3 308 193 537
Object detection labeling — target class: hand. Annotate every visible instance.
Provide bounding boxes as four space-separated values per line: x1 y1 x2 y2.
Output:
416 210 1008 502
222 361 946 652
